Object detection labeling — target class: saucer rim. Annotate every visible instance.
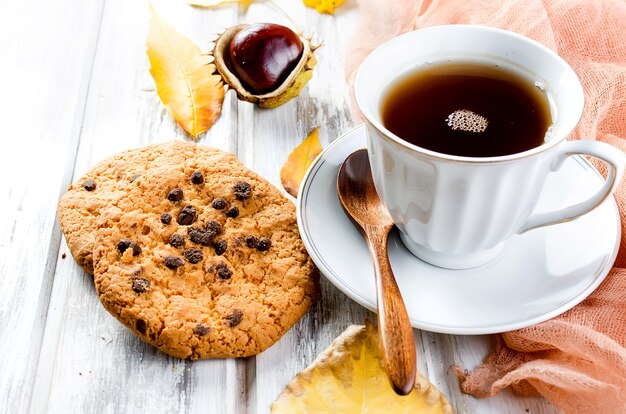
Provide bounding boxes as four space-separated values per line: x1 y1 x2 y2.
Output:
296 124 621 335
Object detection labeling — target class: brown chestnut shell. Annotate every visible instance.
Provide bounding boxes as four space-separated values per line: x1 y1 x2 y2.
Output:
211 24 317 108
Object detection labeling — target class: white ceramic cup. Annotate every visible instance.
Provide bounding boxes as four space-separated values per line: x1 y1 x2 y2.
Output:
355 25 625 269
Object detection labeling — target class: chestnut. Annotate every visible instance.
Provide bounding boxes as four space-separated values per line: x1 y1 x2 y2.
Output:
228 23 304 95
211 23 318 108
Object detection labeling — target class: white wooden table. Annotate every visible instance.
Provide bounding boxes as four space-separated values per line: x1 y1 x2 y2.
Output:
0 0 561 412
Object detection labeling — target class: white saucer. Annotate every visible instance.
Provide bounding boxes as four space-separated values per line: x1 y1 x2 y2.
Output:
297 125 620 335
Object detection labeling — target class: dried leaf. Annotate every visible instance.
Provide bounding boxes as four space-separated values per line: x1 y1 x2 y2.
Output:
303 0 345 14
280 128 323 198
271 322 454 414
147 6 224 138
188 0 255 10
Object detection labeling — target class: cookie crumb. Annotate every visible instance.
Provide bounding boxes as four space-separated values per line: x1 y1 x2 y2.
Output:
61 253 67 259
234 181 251 200
83 179 96 191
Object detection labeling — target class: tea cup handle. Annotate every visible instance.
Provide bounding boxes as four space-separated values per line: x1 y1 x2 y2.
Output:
519 140 625 233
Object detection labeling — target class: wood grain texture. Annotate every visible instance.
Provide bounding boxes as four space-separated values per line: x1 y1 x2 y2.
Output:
31 1 240 413
0 0 561 413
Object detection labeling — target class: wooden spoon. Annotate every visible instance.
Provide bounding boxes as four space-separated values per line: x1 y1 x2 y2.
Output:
336 148 416 395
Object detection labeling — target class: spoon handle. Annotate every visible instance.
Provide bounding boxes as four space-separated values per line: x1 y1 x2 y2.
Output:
366 227 417 395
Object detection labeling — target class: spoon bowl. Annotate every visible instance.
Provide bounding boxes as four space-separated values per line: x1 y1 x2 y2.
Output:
337 151 394 230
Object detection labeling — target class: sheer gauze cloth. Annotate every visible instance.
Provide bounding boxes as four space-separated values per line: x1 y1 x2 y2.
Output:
345 1 626 413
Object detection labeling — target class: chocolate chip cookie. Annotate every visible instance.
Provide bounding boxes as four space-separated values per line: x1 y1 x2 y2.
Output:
92 151 318 359
58 141 220 273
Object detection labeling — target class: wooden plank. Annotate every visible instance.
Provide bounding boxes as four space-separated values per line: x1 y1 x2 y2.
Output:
0 0 105 412
31 1 240 412
244 2 370 413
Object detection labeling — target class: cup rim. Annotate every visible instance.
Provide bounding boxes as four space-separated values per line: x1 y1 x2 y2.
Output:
354 24 585 164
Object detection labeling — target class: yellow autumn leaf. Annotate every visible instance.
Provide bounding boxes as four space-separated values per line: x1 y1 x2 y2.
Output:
303 0 344 14
280 127 323 198
188 0 254 10
147 6 224 138
271 322 454 414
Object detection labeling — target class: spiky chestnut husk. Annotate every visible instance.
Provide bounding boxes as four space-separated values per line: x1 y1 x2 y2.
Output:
211 24 317 109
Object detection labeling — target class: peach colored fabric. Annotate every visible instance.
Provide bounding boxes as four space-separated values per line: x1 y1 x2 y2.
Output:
345 1 626 413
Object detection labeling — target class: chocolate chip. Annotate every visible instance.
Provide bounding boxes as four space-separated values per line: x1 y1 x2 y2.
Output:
164 255 184 269
130 242 142 256
257 237 271 252
117 238 132 253
190 171 204 184
167 188 184 202
233 181 251 200
245 235 258 248
169 233 185 248
177 205 197 225
225 206 239 218
215 263 232 280
61 253 67 259
212 198 226 210
206 220 222 235
184 248 203 264
214 240 227 255
83 179 96 191
136 319 147 334
129 174 141 183
193 324 210 336
225 309 243 327
160 213 172 225
188 227 216 246
132 277 151 293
